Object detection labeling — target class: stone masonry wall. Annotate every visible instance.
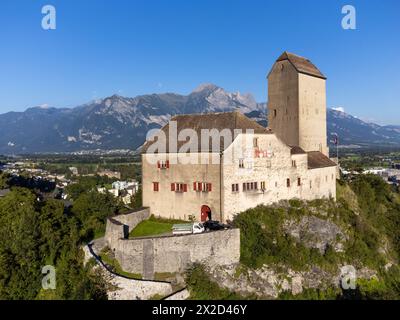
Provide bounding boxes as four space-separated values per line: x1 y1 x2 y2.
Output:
105 207 150 249
104 210 240 279
113 229 240 278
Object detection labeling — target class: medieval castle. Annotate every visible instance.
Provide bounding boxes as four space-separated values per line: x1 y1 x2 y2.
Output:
141 51 337 222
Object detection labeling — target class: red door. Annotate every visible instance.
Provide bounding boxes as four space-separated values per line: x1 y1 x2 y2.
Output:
201 205 211 222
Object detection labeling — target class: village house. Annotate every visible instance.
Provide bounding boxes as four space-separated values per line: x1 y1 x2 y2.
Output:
98 169 121 179
142 52 337 222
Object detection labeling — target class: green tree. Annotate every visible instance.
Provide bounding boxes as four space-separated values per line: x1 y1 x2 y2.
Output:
131 186 142 209
0 188 42 299
0 171 9 189
72 191 120 240
0 187 109 299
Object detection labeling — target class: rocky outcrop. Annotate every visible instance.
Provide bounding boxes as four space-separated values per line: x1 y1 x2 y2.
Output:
283 216 347 253
208 263 377 298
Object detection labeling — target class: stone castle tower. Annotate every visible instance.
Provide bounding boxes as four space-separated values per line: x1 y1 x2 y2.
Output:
267 51 329 156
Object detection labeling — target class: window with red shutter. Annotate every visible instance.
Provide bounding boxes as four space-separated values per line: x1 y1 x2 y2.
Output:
183 184 188 192
157 161 160 169
207 183 212 192
153 182 159 192
193 182 197 191
171 183 175 191
198 182 202 191
166 160 170 168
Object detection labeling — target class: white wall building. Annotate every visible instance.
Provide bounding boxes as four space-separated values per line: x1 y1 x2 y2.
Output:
142 52 337 222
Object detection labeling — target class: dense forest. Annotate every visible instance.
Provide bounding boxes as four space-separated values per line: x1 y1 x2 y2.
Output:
0 171 141 299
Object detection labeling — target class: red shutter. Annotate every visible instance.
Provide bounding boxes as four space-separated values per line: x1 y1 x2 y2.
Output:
207 183 212 192
171 183 175 191
157 161 160 168
166 160 170 168
183 184 188 192
198 182 202 191
193 182 197 191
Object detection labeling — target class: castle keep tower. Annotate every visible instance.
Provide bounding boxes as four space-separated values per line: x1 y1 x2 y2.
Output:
267 52 329 156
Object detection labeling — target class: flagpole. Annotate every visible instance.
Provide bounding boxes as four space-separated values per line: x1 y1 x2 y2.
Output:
331 132 339 166
337 134 339 166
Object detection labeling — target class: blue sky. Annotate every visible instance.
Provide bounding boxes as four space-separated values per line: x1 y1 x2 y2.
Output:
0 0 399 124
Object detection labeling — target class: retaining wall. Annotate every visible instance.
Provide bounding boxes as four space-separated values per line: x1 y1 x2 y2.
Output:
104 209 240 279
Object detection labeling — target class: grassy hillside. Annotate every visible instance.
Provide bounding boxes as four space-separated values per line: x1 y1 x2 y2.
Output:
187 174 400 299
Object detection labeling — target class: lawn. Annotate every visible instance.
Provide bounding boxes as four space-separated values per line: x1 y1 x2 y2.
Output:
129 215 189 238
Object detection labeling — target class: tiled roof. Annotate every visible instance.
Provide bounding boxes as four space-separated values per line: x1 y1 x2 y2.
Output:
276 51 326 79
142 111 272 153
290 146 306 155
307 151 337 169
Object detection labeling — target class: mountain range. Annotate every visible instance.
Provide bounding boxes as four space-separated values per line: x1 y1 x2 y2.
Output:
1 83 399 154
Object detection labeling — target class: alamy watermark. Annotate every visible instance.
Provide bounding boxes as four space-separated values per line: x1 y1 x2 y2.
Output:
340 265 357 290
41 5 56 30
144 120 260 170
341 5 356 30
42 265 56 290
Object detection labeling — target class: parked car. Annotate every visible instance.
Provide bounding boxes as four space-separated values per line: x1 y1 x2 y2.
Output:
203 220 226 231
172 222 205 235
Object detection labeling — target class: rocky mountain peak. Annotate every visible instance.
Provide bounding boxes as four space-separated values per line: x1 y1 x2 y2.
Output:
192 83 220 93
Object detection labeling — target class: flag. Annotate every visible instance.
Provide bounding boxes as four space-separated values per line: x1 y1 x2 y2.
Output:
331 133 338 145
